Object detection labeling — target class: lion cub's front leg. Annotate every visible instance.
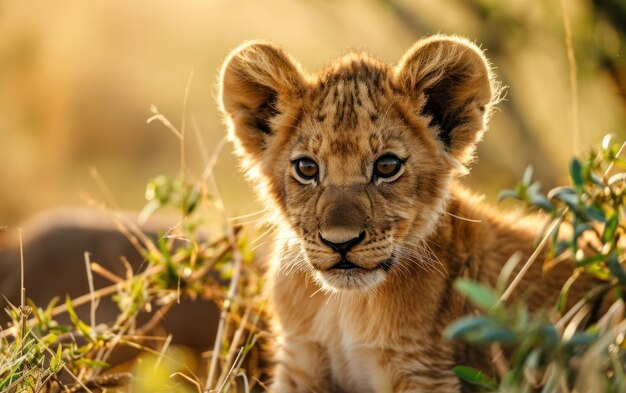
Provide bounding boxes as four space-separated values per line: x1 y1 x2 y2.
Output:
393 375 461 393
382 347 462 393
270 339 334 393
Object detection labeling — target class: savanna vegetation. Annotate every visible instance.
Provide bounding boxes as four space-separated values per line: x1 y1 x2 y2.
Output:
2 0 626 392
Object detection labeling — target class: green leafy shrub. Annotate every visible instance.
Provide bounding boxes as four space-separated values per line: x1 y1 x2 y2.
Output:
446 135 626 392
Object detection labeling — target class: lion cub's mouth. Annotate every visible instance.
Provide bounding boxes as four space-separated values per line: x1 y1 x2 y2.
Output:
329 257 394 272
314 256 394 291
330 258 360 270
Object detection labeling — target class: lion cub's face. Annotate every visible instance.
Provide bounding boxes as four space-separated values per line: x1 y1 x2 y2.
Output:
281 74 453 290
220 36 495 291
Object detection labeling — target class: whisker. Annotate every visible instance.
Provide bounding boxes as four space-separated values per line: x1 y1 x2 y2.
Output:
441 210 482 223
251 236 303 251
310 285 326 298
392 242 447 278
228 208 274 222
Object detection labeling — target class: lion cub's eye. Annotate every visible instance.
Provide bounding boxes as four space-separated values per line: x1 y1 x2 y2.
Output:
294 157 319 181
374 154 403 179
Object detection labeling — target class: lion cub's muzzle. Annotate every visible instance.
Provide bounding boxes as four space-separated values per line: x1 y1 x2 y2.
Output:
310 185 394 281
312 224 394 290
319 231 365 269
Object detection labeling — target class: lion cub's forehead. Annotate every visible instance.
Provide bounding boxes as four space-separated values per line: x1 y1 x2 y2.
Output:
294 54 404 158
308 53 392 129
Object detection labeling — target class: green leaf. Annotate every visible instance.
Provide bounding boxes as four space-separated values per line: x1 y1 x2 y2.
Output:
444 316 494 340
49 344 64 373
522 166 534 186
590 173 605 187
563 332 597 350
612 157 626 169
537 324 559 348
586 203 605 222
548 186 579 210
45 296 60 318
138 199 160 224
145 175 168 203
496 253 522 294
570 158 584 192
530 193 554 213
514 182 528 201
473 326 516 344
497 189 520 203
557 273 578 313
554 240 570 256
575 253 606 267
74 358 109 368
574 222 592 239
454 279 498 311
453 366 497 389
184 183 202 215
558 192 579 211
602 133 615 151
584 264 611 281
602 211 619 243
524 349 543 375
65 296 93 340
607 250 626 285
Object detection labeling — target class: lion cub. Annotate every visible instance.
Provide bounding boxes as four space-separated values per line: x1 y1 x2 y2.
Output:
219 36 584 392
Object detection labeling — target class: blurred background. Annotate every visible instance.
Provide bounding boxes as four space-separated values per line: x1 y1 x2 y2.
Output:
1 0 626 225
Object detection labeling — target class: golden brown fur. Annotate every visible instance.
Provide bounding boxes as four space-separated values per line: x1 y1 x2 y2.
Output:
219 35 588 392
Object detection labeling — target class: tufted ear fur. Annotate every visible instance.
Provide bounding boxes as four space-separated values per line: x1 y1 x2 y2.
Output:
219 41 305 163
395 35 496 165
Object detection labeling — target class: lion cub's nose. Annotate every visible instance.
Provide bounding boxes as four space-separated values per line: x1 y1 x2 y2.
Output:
319 231 365 255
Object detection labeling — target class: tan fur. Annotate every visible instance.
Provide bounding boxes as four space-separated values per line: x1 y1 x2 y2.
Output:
219 36 590 392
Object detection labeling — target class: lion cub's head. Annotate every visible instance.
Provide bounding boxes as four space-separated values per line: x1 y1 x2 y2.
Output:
220 35 496 291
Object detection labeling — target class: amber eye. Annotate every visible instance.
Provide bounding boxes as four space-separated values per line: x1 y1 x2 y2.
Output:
294 157 319 181
374 154 403 179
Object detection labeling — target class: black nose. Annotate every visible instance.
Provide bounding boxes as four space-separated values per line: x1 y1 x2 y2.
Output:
320 231 366 255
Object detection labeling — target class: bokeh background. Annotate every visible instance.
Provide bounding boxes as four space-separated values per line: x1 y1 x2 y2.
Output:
2 0 626 225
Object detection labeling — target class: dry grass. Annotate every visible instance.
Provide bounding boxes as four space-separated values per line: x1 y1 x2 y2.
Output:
0 106 268 392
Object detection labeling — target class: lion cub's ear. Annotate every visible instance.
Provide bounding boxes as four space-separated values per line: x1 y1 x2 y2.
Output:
219 41 305 162
395 35 496 165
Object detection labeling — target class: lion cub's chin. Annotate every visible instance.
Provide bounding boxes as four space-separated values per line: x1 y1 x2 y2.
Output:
313 268 389 292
